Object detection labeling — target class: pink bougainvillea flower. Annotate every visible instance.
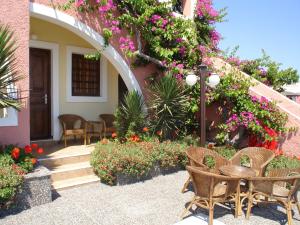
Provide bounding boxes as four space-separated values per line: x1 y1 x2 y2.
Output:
75 0 84 7
119 36 135 53
210 30 221 47
196 0 219 21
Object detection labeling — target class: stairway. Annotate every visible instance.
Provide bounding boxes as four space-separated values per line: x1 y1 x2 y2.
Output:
36 143 100 191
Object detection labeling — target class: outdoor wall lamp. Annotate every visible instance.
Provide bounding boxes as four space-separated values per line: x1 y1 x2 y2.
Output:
185 65 220 147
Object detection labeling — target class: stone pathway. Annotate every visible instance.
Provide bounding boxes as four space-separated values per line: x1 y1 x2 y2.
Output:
1 171 300 225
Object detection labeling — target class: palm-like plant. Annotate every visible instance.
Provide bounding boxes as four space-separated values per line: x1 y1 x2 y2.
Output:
114 91 146 137
148 75 188 140
0 25 22 110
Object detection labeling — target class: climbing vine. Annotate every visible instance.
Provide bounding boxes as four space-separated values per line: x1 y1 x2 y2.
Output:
60 0 225 77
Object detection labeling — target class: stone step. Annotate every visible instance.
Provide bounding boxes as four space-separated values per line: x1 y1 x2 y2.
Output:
52 174 100 191
39 152 91 168
50 161 94 182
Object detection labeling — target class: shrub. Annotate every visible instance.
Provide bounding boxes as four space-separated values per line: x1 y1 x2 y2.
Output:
114 91 146 138
91 139 188 185
0 25 22 110
0 154 23 209
148 75 188 140
266 155 300 171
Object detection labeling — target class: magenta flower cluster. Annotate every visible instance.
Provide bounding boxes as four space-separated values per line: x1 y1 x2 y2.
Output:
98 0 116 13
259 67 267 76
209 30 221 48
251 95 273 111
196 0 219 22
119 37 135 53
75 0 84 7
227 57 241 66
149 14 169 31
226 111 260 131
226 114 240 131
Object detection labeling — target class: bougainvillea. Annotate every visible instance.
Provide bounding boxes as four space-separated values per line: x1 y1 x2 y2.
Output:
210 70 289 146
223 48 299 91
61 0 225 77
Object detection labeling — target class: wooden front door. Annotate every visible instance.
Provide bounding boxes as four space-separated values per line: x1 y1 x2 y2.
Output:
29 48 51 140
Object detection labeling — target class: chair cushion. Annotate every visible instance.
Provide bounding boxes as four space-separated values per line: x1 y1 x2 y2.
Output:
65 129 84 135
273 184 289 198
213 183 227 197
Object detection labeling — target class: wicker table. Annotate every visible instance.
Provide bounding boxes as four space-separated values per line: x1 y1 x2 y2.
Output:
219 165 256 178
219 165 256 217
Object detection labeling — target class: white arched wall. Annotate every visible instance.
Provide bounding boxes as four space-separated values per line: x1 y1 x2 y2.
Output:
29 2 143 140
29 2 142 94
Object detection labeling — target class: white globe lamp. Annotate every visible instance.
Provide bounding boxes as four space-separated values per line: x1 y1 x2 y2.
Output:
185 73 199 86
207 73 220 88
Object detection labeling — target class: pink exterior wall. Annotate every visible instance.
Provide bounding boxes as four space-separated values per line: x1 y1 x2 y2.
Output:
0 1 30 146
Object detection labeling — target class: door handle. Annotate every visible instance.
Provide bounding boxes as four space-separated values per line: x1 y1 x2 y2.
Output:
44 94 48 105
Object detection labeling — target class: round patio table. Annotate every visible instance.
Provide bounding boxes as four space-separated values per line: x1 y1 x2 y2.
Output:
219 165 256 217
219 165 256 178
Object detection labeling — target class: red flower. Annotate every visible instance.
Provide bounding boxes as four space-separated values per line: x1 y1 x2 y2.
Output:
24 145 32 154
130 135 140 142
31 143 38 149
156 130 162 136
31 158 37 165
112 132 117 138
37 148 44 154
11 147 20 160
142 127 149 132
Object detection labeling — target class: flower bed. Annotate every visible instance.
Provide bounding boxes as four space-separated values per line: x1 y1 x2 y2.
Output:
0 144 45 209
90 139 188 185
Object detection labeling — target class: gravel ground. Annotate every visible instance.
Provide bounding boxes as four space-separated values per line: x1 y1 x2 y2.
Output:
1 171 300 225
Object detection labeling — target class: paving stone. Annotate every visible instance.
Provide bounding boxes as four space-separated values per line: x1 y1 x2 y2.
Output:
1 171 300 225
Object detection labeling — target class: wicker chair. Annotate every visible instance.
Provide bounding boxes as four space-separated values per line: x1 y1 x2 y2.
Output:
99 114 116 138
246 169 300 225
58 114 87 147
230 147 275 176
182 166 241 225
181 147 231 193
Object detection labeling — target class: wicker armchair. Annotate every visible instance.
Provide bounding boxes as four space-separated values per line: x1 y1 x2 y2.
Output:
99 114 116 138
230 147 275 176
58 114 87 147
181 147 231 193
246 170 300 225
182 166 241 225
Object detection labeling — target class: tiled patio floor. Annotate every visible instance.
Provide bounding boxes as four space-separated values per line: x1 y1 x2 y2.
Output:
1 171 300 225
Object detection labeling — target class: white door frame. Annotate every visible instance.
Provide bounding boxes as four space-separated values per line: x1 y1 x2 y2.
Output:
29 40 60 140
